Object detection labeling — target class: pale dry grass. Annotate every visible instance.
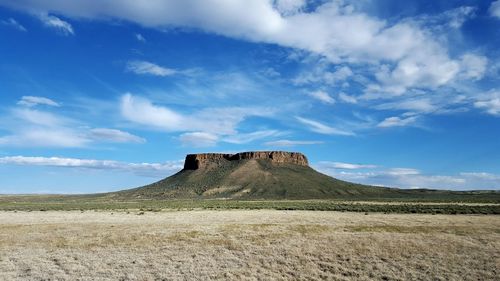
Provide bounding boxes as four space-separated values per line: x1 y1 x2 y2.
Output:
0 210 498 280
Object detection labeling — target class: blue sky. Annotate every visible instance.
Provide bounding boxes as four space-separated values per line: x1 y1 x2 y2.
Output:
0 0 499 193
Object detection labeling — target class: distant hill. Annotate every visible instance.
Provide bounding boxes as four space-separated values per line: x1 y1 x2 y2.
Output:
110 151 500 201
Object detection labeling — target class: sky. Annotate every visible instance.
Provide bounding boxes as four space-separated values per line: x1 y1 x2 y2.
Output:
0 0 499 193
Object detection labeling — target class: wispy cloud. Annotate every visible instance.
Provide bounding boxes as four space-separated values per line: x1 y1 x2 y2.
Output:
264 139 323 147
135 33 146 42
121 93 275 138
88 128 145 144
377 116 418 128
17 96 60 107
294 65 353 86
2 0 486 95
315 163 500 190
316 161 377 170
338 92 357 104
474 90 500 116
126 60 176 76
0 156 182 177
120 94 284 146
0 99 144 148
39 14 73 35
179 132 218 147
223 130 283 144
307 90 335 104
1 18 26 31
490 0 500 19
296 117 354 136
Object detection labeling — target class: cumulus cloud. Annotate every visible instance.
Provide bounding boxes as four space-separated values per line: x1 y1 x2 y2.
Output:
0 0 484 94
17 96 60 107
307 90 335 104
0 156 183 177
490 0 500 18
1 17 26 31
126 60 176 76
296 116 354 136
39 14 73 35
264 139 323 146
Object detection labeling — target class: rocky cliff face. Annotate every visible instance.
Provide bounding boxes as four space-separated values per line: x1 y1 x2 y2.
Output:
183 151 309 170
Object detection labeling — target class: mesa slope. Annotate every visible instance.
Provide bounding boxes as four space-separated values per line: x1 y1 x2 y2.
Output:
111 151 499 201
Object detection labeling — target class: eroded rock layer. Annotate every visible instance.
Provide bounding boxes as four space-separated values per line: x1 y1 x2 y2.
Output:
183 151 309 170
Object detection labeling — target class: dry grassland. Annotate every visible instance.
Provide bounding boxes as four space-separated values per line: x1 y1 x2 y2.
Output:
0 210 498 280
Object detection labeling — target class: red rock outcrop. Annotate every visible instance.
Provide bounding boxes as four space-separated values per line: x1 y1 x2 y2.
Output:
183 151 309 170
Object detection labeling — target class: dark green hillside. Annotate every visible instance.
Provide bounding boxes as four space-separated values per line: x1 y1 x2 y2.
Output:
110 156 500 202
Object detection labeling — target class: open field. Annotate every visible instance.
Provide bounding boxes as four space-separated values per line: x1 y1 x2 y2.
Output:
1 195 500 214
1 210 499 280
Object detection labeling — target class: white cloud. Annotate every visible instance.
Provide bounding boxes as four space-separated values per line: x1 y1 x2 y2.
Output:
179 132 218 147
17 96 60 107
307 90 335 104
13 107 67 127
264 139 323 146
0 0 481 94
126 60 177 76
490 0 500 18
448 6 475 28
376 98 436 113
0 156 183 177
135 33 146 42
293 64 353 86
427 6 476 29
223 130 282 144
120 93 273 135
273 0 306 16
459 54 487 80
39 14 73 35
338 92 357 104
179 130 281 147
460 172 500 181
1 17 26 31
0 129 89 148
377 115 418 128
0 104 145 148
316 161 377 170
88 128 145 143
474 90 500 116
315 164 500 190
120 93 184 131
385 168 420 176
296 116 354 136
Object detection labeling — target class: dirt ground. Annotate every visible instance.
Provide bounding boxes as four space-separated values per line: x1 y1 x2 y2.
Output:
0 210 498 280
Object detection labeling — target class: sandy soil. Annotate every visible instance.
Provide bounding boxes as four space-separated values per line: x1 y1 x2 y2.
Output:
0 210 498 280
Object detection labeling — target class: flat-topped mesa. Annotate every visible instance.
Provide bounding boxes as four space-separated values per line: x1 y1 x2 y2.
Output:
183 151 309 170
